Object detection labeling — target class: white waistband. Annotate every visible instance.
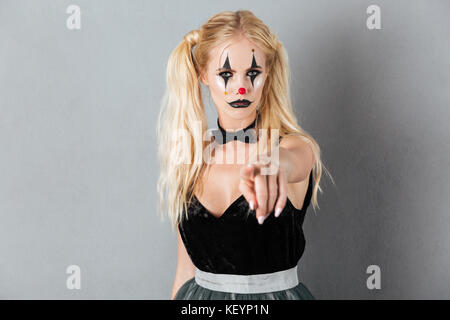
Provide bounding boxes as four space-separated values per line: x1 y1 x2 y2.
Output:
194 265 299 294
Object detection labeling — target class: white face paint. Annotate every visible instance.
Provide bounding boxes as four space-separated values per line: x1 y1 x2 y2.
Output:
253 76 264 91
215 74 226 92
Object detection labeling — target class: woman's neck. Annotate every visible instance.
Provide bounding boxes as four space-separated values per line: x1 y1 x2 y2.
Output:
217 113 257 131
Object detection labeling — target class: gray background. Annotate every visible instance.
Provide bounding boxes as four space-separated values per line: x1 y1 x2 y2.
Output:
0 0 449 299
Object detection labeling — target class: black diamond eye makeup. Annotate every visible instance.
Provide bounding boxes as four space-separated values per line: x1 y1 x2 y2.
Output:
215 49 263 96
219 54 232 89
249 50 261 87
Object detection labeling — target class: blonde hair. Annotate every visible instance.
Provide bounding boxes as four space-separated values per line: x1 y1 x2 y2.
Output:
157 10 331 230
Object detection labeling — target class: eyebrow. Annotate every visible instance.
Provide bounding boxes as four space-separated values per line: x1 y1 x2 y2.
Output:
216 66 263 72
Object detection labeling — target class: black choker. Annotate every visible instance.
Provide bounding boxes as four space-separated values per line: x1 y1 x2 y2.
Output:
212 117 257 145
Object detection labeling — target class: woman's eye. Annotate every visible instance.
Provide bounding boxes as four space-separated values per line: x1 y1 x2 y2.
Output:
247 70 261 77
219 71 232 78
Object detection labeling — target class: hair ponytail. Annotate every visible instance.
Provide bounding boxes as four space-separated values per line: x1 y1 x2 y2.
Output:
183 29 200 78
184 29 200 51
156 29 208 229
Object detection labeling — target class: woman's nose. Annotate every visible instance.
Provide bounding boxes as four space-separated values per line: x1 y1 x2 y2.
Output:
234 75 250 94
233 74 250 93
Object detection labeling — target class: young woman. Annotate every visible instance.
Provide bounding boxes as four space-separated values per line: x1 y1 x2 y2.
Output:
157 10 327 300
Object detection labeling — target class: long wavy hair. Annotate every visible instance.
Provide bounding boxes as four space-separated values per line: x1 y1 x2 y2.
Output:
157 10 331 230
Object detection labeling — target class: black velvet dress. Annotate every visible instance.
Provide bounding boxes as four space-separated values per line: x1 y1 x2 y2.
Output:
174 169 315 300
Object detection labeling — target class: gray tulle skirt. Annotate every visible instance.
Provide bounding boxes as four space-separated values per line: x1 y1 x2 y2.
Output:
174 277 315 300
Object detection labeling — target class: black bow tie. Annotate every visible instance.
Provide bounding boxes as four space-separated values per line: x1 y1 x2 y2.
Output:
212 118 257 144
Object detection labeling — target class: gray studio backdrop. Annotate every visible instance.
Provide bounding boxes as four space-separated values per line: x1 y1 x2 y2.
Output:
0 0 449 299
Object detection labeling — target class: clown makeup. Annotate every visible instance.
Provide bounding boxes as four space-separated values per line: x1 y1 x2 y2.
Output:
202 34 268 121
216 51 263 97
215 50 264 106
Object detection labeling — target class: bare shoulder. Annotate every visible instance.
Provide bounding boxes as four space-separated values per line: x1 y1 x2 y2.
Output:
279 133 314 178
287 172 311 211
280 134 313 211
279 134 310 149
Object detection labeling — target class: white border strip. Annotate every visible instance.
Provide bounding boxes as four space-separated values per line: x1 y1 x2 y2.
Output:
195 265 299 294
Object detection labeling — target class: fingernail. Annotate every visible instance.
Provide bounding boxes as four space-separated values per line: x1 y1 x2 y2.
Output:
249 200 254 210
275 207 282 217
258 216 265 224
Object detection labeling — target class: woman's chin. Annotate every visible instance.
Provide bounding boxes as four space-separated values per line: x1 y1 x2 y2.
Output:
222 105 257 118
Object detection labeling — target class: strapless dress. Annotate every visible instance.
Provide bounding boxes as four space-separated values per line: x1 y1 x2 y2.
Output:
174 170 315 300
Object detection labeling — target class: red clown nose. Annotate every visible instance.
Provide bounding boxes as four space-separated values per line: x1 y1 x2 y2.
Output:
238 87 246 94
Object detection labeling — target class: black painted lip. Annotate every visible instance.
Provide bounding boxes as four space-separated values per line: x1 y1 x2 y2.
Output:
227 99 252 108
